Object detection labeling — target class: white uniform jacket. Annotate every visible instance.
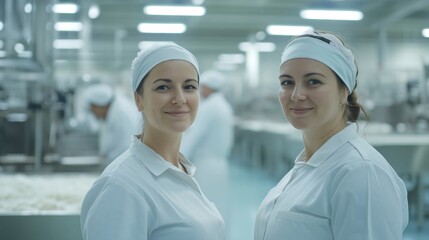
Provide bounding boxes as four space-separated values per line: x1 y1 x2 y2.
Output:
81 137 225 240
254 123 408 240
181 93 234 162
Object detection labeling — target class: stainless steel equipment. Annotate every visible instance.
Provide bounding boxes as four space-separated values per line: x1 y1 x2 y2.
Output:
0 0 54 171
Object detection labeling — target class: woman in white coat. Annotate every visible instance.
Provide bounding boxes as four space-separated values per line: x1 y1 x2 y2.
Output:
85 83 140 165
81 42 225 240
254 30 408 240
180 70 234 163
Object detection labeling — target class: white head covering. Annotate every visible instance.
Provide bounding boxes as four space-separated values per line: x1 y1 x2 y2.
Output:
131 42 200 92
200 70 226 91
281 30 357 94
86 83 114 106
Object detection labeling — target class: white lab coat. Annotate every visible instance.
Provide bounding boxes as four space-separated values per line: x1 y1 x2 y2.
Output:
181 92 234 163
254 123 409 240
81 137 225 240
99 95 140 164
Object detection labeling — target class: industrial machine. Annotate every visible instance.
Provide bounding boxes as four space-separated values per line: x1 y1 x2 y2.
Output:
0 0 100 172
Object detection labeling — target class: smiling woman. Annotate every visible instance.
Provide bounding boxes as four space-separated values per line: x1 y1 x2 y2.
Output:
80 42 225 240
278 58 348 131
134 60 199 134
254 30 409 240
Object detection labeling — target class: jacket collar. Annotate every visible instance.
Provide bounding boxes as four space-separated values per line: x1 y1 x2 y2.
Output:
130 136 196 177
295 123 359 168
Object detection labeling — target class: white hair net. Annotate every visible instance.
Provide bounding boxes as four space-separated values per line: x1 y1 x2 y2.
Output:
281 30 357 93
200 70 226 91
131 42 199 92
85 83 114 106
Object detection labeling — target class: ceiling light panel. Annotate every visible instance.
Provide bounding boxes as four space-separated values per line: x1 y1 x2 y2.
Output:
52 3 79 14
266 25 313 36
239 42 276 52
143 5 206 16
300 9 363 21
422 29 429 38
218 54 245 64
137 23 186 34
53 39 83 49
88 5 100 19
55 22 83 31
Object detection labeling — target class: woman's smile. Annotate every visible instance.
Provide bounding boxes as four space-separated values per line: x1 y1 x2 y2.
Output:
164 109 190 118
289 106 313 115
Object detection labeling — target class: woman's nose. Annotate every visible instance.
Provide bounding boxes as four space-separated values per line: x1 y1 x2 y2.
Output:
290 85 306 101
172 89 186 104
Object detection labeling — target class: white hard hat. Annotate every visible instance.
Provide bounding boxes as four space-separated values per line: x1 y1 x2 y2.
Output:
85 84 114 106
200 70 225 91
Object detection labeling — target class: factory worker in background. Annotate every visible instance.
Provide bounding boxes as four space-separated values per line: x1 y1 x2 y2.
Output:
180 69 234 228
85 83 140 166
181 70 234 162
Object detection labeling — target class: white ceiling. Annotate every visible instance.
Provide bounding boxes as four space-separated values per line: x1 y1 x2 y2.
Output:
51 0 429 68
6 0 429 71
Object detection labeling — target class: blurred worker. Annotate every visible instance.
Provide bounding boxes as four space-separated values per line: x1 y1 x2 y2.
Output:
181 70 234 162
180 69 234 227
85 83 140 165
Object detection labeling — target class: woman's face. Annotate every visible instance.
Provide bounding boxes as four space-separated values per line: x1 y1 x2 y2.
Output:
278 58 347 131
134 60 199 134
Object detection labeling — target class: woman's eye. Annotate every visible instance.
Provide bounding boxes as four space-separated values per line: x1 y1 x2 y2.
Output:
280 80 293 86
155 85 169 91
184 84 198 90
308 79 321 85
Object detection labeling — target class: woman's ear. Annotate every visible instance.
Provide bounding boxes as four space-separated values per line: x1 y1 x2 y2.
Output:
134 92 144 112
340 87 348 105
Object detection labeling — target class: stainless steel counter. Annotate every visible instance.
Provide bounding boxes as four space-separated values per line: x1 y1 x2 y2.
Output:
0 173 98 240
0 213 82 240
234 119 429 173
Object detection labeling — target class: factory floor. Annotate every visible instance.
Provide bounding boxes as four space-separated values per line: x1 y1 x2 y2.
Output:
1 158 428 239
196 159 429 240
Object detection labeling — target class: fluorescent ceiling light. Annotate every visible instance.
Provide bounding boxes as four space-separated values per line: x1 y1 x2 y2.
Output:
239 42 276 52
137 23 186 34
55 22 83 31
214 62 238 71
0 21 3 31
88 5 100 19
53 39 84 49
139 41 174 49
144 5 206 16
422 28 429 38
300 9 363 21
24 3 32 13
218 54 245 64
266 25 313 36
52 3 79 14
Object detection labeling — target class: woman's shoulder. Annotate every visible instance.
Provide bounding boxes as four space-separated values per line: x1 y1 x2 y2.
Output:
332 137 404 187
98 150 154 192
